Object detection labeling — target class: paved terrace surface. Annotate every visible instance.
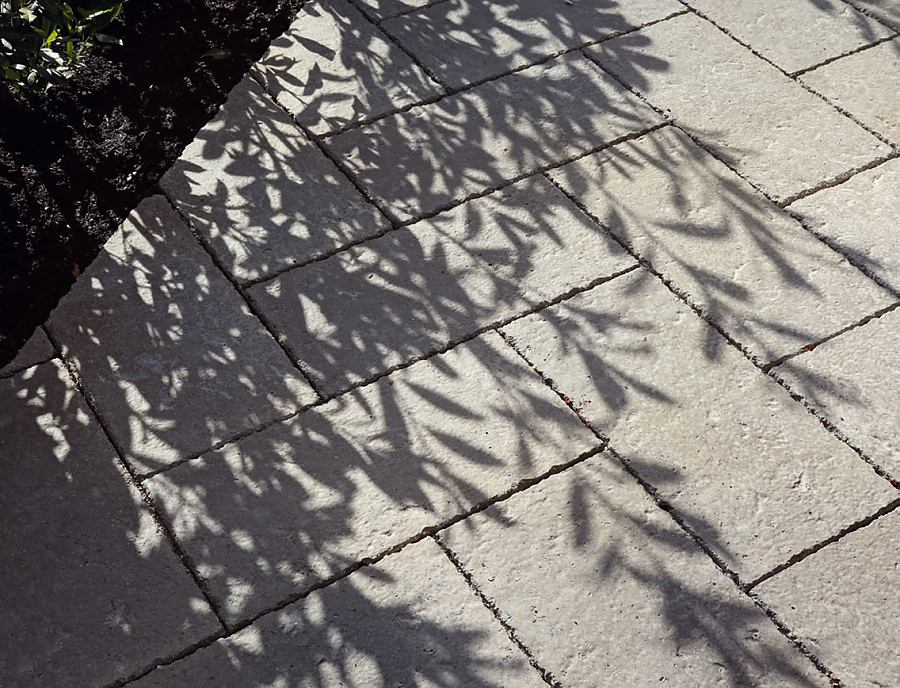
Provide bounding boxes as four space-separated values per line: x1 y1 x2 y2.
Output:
3 0 900 686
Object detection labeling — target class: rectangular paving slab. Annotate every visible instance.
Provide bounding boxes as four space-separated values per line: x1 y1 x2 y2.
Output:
587 13 892 203
325 51 662 222
0 327 54 377
145 332 600 623
162 77 390 285
548 127 895 364
0 361 220 688
354 0 435 22
439 457 830 687
755 507 900 688
46 195 317 476
130 539 547 688
500 269 897 582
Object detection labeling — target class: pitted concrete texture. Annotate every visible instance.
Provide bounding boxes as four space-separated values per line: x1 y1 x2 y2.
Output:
0 361 219 688
161 77 390 285
755 507 900 688
145 332 599 622
501 270 897 582
439 457 831 687
548 127 895 364
130 539 547 688
253 0 441 135
588 12 892 203
0 327 53 377
46 195 317 475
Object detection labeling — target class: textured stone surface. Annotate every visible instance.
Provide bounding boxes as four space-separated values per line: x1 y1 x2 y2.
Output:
755 507 900 688
145 332 599 622
800 38 900 144
588 13 891 203
772 308 900 480
0 327 54 377
383 0 684 87
253 0 440 135
549 127 894 363
355 0 434 22
851 0 900 30
0 361 219 688
326 52 661 222
440 457 830 687
501 270 896 581
46 195 317 475
686 0 891 73
162 77 389 284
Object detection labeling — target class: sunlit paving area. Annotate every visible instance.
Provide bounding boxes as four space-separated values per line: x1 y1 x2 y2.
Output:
4 0 900 685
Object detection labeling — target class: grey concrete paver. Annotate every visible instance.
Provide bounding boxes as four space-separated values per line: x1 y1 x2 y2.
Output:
588 12 892 203
46 195 317 475
145 332 599 622
130 539 546 688
0 327 53 377
253 0 441 135
382 0 684 88
354 0 436 22
162 77 390 285
439 457 830 687
501 269 897 582
755 507 900 688
548 127 895 364
325 51 663 222
0 361 219 688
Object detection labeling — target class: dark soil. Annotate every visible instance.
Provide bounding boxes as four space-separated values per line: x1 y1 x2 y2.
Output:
0 0 306 367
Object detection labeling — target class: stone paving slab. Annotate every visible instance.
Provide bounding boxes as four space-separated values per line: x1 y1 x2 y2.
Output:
439 456 830 687
755 507 900 688
684 0 892 74
0 361 220 688
161 77 390 285
46 195 317 476
382 0 684 88
325 51 663 222
501 269 897 582
548 127 895 364
355 0 435 22
131 539 546 688
799 37 900 145
772 308 900 481
0 327 54 377
588 12 892 203
851 0 900 30
145 332 599 623
253 0 441 135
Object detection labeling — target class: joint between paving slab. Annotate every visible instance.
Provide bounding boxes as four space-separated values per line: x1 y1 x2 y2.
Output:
778 150 900 207
790 33 900 78
376 0 452 22
837 0 900 32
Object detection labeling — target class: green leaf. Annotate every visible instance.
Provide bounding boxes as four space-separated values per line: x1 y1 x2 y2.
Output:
93 31 120 44
200 47 232 60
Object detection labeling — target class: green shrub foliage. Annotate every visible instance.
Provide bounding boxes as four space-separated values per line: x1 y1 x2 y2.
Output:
0 0 124 90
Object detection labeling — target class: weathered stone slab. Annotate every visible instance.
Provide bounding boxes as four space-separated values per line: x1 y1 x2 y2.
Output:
686 0 891 74
131 539 546 687
46 195 317 475
161 77 389 285
145 332 599 623
440 457 830 687
500 270 897 581
548 127 894 363
0 327 54 377
0 361 219 688
755 507 900 687
851 0 900 30
326 52 662 222
355 0 435 22
253 0 441 135
788 157 900 294
772 308 900 480
588 13 891 203
383 0 684 87
799 38 900 144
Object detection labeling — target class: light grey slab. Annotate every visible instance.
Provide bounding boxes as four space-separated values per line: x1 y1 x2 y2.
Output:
440 457 830 687
131 539 547 688
161 77 389 285
500 269 897 582
355 0 435 22
326 52 662 222
46 195 317 475
253 0 441 135
588 13 891 203
145 332 599 622
851 0 900 30
383 0 684 88
548 127 895 364
755 507 900 688
0 361 219 688
0 327 54 377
